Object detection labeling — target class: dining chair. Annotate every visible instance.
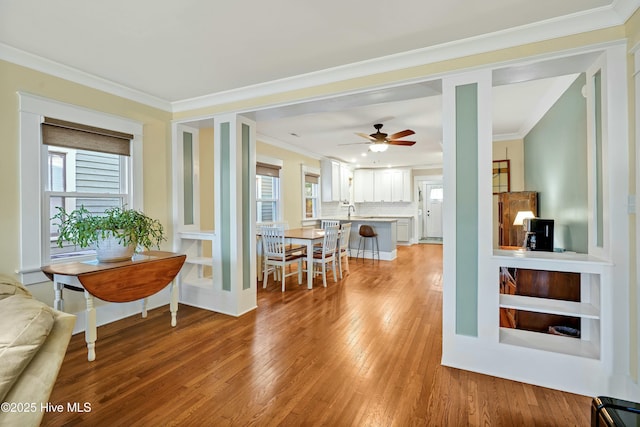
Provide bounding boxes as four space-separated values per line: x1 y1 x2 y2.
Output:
337 222 351 279
320 220 340 229
262 226 304 292
312 224 340 287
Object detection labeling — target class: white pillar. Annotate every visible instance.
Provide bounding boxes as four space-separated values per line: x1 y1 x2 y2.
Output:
210 113 257 316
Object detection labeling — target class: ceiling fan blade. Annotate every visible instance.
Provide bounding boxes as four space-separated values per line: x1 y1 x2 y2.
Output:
355 132 376 141
388 129 415 140
387 140 416 146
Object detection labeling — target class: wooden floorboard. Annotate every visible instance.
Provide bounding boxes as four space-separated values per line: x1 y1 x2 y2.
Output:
44 244 591 426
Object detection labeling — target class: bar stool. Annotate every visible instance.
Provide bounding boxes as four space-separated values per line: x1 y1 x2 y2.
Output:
357 224 379 262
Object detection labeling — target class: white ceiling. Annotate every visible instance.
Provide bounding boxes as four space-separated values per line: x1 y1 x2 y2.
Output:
1 0 636 168
254 74 581 168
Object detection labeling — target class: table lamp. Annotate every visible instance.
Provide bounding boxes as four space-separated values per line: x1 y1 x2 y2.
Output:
513 210 535 248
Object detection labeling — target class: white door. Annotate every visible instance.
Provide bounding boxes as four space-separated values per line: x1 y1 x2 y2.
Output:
423 183 443 239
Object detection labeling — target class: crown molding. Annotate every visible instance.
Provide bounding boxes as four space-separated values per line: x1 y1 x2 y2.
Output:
256 133 324 160
172 2 636 113
0 42 172 112
493 133 525 142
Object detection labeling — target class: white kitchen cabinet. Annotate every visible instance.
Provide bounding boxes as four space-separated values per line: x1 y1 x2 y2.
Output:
354 168 411 203
374 170 392 202
321 160 351 203
354 169 374 202
396 218 410 242
390 169 412 202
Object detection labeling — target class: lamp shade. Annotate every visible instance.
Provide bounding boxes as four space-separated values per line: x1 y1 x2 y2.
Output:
513 210 535 226
369 143 388 152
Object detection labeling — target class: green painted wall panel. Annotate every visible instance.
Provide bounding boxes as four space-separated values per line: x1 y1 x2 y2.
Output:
524 74 588 253
220 122 231 292
455 83 479 337
182 132 194 226
242 123 251 290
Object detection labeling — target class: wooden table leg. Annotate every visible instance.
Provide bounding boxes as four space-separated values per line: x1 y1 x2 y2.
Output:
142 298 148 318
53 279 64 311
84 290 97 362
170 280 178 327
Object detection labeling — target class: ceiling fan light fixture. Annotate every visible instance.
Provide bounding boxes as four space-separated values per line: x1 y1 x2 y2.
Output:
369 143 389 153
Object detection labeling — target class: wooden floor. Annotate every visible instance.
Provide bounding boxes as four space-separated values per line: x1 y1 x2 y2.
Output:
44 244 591 426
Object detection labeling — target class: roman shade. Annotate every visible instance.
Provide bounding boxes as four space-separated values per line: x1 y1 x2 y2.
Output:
304 173 319 184
41 117 133 156
256 162 281 178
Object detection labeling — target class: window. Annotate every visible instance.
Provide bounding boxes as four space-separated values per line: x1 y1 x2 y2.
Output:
304 171 320 218
18 93 143 284
43 118 132 261
256 162 281 222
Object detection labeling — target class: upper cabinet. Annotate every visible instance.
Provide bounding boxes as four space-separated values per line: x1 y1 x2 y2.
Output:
354 168 412 203
321 160 352 204
353 169 374 202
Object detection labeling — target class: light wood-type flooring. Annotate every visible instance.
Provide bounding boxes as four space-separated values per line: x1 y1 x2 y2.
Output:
44 244 591 426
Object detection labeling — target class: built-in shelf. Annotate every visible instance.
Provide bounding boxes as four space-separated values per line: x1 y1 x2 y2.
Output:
493 249 611 274
185 256 213 266
179 230 215 240
499 327 599 359
177 230 215 291
499 294 600 319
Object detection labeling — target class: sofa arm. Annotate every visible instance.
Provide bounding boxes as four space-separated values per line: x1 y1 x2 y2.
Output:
0 310 75 427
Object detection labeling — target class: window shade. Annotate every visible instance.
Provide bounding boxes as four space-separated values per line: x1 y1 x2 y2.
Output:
41 117 133 156
256 162 281 178
304 173 319 184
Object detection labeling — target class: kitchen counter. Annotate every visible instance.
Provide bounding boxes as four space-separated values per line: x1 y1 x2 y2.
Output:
320 216 398 223
319 217 398 260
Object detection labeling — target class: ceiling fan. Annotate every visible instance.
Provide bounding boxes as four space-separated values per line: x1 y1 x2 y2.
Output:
342 123 416 152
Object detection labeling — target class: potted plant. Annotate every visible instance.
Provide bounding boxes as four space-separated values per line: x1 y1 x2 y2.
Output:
52 205 166 262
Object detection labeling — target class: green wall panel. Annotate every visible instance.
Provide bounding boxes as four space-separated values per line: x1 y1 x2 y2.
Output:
182 132 194 226
220 122 231 292
242 123 251 290
455 83 479 337
524 74 588 253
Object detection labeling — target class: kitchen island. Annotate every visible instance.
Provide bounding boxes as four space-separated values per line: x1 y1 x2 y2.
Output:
321 217 398 260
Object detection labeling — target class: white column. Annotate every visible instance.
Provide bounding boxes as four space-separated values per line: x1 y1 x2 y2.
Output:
210 113 257 316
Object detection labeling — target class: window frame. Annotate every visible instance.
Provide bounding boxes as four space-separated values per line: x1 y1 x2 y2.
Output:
255 155 284 224
18 93 143 285
301 165 321 220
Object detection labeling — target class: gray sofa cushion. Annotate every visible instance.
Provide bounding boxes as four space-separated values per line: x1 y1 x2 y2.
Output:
0 295 55 402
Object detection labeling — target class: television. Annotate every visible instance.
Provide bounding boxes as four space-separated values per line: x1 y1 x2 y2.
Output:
526 219 554 252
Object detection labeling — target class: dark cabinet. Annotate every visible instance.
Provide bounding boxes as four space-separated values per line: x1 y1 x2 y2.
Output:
498 191 538 247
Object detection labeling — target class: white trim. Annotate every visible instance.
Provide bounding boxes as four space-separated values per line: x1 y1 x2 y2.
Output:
301 165 322 220
172 124 201 232
17 93 144 285
634 44 640 386
1 43 171 111
256 154 285 222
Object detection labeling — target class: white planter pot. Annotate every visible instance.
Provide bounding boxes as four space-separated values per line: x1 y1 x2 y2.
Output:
95 231 135 262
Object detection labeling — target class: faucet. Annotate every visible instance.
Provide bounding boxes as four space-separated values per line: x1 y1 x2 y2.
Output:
348 204 356 219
